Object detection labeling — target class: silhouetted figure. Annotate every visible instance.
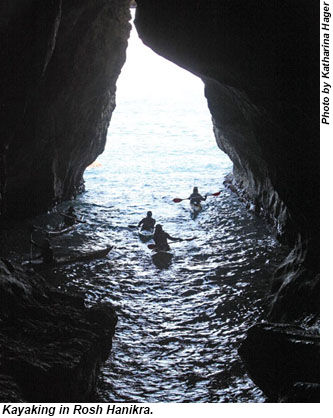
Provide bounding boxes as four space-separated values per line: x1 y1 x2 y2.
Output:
188 187 207 205
138 211 156 231
31 238 55 265
63 205 77 227
153 224 182 251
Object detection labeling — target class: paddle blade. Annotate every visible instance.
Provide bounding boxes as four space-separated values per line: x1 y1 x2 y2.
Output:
211 191 221 197
173 198 183 203
148 244 156 249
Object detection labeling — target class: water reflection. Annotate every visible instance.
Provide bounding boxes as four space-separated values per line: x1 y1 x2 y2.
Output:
44 187 287 403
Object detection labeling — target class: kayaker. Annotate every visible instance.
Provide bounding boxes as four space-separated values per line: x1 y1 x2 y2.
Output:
138 211 156 231
31 238 55 265
153 224 182 251
188 187 207 205
63 205 77 227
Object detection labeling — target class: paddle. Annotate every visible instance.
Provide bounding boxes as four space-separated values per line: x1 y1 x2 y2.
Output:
29 232 33 263
207 191 222 197
147 237 196 249
27 224 38 262
60 212 86 224
129 224 154 232
173 191 222 203
148 244 165 250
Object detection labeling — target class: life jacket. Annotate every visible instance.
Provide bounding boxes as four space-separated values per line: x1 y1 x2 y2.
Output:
153 231 170 250
141 217 155 230
189 193 203 204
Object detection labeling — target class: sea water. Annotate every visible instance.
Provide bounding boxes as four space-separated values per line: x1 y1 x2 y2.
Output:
51 12 287 402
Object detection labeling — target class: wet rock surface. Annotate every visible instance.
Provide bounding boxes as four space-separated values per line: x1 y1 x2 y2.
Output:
279 382 320 403
238 322 320 402
0 374 25 403
0 260 117 402
0 0 131 219
0 0 319 403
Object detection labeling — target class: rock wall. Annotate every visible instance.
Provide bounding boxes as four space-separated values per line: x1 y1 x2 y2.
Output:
0 260 117 402
134 0 319 321
0 0 320 403
238 323 320 402
0 0 319 318
134 1 319 400
0 3 129 399
0 0 131 219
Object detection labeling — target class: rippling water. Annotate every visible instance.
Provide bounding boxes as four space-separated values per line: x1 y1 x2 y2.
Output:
46 14 287 402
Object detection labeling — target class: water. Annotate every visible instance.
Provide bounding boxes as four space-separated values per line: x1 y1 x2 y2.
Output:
48 13 287 402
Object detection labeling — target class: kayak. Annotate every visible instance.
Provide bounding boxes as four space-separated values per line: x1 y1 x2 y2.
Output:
22 246 112 270
190 202 202 212
152 250 173 269
138 228 154 242
190 202 202 218
57 246 111 264
46 225 76 236
32 222 81 236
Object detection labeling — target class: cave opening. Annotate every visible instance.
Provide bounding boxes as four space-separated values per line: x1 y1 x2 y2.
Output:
83 9 232 214
56 11 288 403
0 0 319 404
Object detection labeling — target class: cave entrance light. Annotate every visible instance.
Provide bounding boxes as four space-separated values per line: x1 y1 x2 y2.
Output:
84 9 232 217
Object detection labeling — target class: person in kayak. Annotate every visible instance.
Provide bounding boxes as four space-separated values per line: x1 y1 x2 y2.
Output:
138 211 156 231
188 187 207 206
31 238 55 265
153 224 182 251
63 205 77 227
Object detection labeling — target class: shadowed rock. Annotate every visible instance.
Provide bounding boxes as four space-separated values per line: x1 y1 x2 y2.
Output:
0 0 131 218
238 323 319 402
0 0 320 402
0 260 117 402
134 0 319 321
